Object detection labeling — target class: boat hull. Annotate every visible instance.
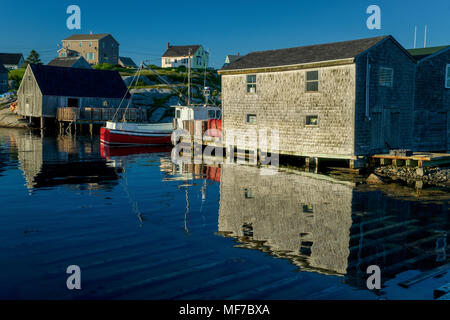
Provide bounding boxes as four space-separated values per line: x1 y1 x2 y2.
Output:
100 127 172 145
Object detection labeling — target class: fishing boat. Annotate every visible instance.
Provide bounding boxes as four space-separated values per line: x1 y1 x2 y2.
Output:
101 57 221 146
100 121 173 145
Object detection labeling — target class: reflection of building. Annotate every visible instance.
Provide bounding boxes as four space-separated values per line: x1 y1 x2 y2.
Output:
14 131 120 191
218 164 450 288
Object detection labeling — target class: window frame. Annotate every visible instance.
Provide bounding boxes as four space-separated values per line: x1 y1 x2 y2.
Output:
305 115 319 126
445 64 450 89
246 74 257 93
379 67 394 87
246 114 257 124
305 70 319 92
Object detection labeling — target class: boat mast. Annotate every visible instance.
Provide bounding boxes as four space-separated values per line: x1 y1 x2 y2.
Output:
188 49 191 106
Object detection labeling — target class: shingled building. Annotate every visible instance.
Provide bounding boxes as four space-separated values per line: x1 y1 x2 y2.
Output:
218 35 416 165
408 45 450 152
17 64 130 120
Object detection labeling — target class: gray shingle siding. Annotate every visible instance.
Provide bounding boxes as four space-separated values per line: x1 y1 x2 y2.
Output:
354 37 416 155
413 49 450 151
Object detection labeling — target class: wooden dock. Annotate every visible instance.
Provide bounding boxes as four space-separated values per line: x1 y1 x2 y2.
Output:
56 107 147 134
372 152 450 168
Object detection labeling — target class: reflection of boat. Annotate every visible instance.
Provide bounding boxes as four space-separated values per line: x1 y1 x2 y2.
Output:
100 143 171 159
100 122 173 146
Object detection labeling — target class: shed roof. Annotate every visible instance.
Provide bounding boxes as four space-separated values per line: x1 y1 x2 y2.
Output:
119 57 138 68
0 53 24 65
47 57 88 68
407 45 450 61
162 45 201 57
220 35 390 71
63 33 112 41
30 64 130 99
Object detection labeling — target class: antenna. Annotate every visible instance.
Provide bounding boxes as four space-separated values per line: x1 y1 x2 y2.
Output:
424 25 427 48
413 26 417 49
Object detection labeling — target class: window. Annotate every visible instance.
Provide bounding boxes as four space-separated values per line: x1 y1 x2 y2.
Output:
244 188 254 199
67 41 70 47
446 64 450 89
306 115 318 126
208 110 215 118
379 67 394 87
302 204 314 214
86 53 95 60
176 110 181 118
247 75 256 93
79 42 82 47
306 71 319 92
102 42 105 49
246 114 257 124
61 52 67 57
216 110 221 118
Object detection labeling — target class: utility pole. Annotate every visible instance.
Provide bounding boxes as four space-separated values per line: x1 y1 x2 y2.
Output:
424 25 427 48
413 26 417 49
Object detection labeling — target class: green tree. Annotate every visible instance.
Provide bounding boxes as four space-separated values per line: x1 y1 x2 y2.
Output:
23 50 43 67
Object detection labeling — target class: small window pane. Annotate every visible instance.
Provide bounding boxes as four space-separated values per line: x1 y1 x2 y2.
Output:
247 114 257 124
176 110 181 118
306 115 318 126
379 67 393 87
306 71 318 81
306 81 318 92
446 65 450 88
216 110 221 118
208 110 215 118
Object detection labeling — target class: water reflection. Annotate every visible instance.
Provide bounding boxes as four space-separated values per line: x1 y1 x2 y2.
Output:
3 130 121 191
216 164 449 289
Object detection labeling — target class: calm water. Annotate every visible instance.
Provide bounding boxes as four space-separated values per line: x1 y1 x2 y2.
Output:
0 128 449 300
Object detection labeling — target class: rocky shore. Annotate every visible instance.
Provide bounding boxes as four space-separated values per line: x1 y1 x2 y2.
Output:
373 165 450 188
0 107 28 128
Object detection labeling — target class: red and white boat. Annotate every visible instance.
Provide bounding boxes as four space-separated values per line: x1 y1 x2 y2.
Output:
100 121 173 145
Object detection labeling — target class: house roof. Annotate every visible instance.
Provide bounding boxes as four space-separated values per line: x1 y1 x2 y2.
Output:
407 45 450 61
47 57 88 68
0 53 24 65
0 64 8 73
63 33 112 41
162 45 201 57
220 35 390 71
119 57 138 68
225 55 240 64
30 64 130 99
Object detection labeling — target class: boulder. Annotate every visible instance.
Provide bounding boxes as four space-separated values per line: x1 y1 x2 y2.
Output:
366 173 385 184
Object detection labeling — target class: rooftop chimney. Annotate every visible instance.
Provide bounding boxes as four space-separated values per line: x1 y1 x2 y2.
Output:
237 52 240 56
167 42 170 49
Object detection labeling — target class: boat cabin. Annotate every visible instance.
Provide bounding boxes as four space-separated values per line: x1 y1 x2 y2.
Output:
173 105 221 130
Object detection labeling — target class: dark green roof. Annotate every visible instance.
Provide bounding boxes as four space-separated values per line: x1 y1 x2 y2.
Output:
407 46 449 61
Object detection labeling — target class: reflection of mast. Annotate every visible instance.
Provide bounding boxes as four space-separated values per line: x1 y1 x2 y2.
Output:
184 185 190 235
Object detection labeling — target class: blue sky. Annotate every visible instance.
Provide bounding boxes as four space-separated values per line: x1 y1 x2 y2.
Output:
0 0 448 68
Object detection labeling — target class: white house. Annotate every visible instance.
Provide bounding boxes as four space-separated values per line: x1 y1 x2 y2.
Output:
161 43 209 69
0 53 25 70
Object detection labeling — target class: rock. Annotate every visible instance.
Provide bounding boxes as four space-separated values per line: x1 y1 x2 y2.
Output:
366 173 385 184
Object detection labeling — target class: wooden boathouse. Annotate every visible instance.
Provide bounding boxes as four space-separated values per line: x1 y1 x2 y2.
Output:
16 64 142 129
217 35 417 168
